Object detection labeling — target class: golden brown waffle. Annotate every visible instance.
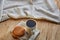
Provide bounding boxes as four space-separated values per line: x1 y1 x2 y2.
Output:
11 26 25 39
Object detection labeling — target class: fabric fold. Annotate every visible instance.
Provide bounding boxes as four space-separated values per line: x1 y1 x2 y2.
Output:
0 0 60 23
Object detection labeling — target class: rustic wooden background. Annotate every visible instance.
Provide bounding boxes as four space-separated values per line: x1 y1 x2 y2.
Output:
0 19 60 40
0 0 60 40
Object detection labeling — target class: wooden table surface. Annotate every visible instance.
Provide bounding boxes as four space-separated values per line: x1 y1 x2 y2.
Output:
0 19 60 40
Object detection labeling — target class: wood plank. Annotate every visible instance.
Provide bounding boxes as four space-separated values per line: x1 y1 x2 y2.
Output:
0 19 60 40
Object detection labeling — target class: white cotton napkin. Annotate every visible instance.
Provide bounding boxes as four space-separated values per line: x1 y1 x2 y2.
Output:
0 0 60 23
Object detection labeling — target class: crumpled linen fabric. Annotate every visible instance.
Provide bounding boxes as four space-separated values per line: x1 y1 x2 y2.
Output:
0 0 60 23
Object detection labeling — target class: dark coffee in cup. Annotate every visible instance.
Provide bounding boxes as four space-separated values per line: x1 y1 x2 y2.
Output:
26 19 36 30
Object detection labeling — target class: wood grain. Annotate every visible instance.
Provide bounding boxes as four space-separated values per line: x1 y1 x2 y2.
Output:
55 0 60 9
0 19 60 40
